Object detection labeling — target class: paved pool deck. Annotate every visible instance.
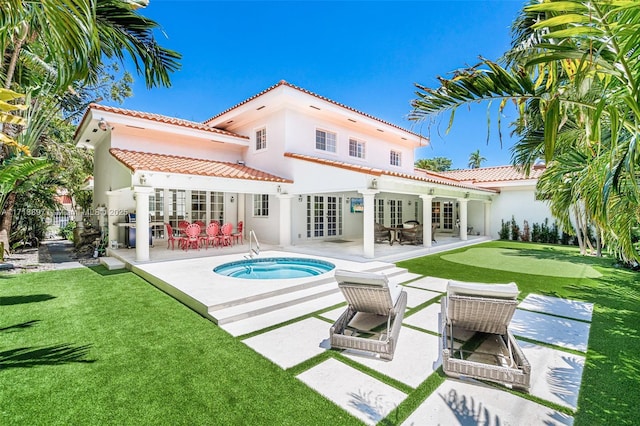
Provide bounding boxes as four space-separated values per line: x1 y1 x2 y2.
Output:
133 252 593 425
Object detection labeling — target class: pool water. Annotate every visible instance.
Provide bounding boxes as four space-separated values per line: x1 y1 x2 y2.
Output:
213 257 335 279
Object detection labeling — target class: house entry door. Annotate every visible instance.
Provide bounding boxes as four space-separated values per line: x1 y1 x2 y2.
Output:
306 195 343 238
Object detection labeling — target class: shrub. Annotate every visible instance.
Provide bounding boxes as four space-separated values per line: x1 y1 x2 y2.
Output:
60 221 76 241
520 220 531 242
531 223 541 242
499 219 510 240
510 216 520 241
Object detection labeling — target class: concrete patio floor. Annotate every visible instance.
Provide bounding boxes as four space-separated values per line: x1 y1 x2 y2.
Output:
118 245 593 425
107 233 490 265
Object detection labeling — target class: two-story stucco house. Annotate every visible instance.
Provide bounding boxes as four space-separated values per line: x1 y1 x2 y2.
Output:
74 80 551 262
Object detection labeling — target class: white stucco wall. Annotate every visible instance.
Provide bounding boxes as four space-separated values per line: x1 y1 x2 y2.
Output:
110 127 244 163
243 194 280 245
283 108 415 174
489 186 553 239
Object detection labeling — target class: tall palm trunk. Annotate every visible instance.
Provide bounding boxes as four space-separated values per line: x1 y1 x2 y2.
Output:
573 205 585 255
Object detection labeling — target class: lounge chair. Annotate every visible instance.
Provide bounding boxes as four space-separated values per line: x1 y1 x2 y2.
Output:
441 280 531 391
330 269 408 360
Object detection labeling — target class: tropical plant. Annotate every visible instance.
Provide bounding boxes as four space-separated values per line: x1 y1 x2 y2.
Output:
0 0 181 251
467 149 486 169
415 156 453 172
499 219 510 240
409 0 640 261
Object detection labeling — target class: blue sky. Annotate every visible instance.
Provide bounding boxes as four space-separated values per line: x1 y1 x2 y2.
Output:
114 0 527 169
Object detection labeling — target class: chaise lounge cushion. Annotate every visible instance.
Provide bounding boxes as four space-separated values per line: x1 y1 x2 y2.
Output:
447 280 519 299
334 269 402 305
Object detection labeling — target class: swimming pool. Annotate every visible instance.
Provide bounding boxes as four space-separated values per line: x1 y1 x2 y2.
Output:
213 257 335 279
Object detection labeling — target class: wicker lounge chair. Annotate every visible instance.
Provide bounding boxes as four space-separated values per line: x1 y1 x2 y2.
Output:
441 280 531 391
329 270 407 360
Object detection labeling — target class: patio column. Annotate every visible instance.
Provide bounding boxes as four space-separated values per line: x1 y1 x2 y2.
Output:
134 186 154 262
458 198 469 241
106 191 120 249
277 194 293 247
484 200 492 237
420 195 434 247
359 189 379 258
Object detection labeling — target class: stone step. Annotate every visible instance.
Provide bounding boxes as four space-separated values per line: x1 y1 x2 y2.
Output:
211 281 340 325
220 292 345 337
99 256 126 270
207 275 336 312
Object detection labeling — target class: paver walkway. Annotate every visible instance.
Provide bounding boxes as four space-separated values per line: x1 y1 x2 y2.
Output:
41 240 84 270
240 276 593 425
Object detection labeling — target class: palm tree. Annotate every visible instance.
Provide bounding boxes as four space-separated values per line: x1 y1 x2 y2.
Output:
415 157 452 172
467 150 486 169
0 0 181 251
409 0 640 261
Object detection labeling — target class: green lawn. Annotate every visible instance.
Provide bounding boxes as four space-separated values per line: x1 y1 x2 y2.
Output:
398 240 640 425
0 267 356 425
1 241 638 425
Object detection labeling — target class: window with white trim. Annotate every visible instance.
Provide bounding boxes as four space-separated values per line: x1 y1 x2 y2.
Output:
253 194 269 217
390 150 402 166
256 127 267 151
316 129 336 152
349 138 366 159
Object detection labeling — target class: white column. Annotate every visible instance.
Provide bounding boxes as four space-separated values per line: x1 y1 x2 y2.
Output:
134 186 154 262
106 191 120 248
359 189 379 258
420 195 434 247
277 194 293 247
458 198 469 241
484 200 492 237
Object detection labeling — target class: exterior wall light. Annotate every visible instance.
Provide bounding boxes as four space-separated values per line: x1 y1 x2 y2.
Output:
98 118 111 131
230 196 235 203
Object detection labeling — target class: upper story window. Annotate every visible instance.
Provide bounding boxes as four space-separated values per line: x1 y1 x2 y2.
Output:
253 194 269 217
349 138 366 159
316 129 336 153
256 128 267 151
390 150 402 167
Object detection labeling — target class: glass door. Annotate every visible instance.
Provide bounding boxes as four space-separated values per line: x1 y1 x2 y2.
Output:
306 195 343 238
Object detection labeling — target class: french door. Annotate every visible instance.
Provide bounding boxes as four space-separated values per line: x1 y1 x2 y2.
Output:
432 200 454 231
150 189 226 237
306 195 343 238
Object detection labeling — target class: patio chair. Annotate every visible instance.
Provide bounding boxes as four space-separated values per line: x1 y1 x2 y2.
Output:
400 224 423 245
178 220 190 235
441 280 531 392
329 269 408 361
219 223 233 247
231 221 243 245
431 222 438 243
202 222 220 249
182 223 201 251
374 222 391 244
164 223 182 250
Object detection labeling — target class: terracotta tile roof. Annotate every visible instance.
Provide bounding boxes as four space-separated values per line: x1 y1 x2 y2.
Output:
204 80 427 140
110 149 292 183
89 104 248 139
284 153 495 193
439 165 545 183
